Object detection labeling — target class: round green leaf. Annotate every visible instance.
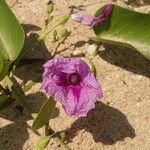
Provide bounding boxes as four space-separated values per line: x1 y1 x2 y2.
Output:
0 0 25 61
0 0 25 80
93 5 150 60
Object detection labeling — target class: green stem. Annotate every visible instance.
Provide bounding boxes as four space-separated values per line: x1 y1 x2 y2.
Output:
39 22 60 41
0 96 15 110
0 84 10 95
45 123 50 136
13 17 62 69
0 82 14 110
52 36 69 57
45 123 70 150
54 136 70 150
5 76 34 114
4 77 70 149
52 41 62 57
95 42 102 57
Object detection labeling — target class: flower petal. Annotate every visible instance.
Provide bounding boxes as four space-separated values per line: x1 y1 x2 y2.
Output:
83 73 103 91
61 85 81 116
93 4 114 26
61 82 102 117
74 83 102 117
71 13 83 22
81 15 96 26
78 60 91 78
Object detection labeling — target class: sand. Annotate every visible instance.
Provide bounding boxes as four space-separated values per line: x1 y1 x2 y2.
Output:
0 0 150 150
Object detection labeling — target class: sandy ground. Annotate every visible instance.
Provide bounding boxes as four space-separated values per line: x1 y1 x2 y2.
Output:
0 0 150 150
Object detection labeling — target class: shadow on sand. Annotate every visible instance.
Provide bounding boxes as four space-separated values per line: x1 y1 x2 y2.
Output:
99 44 150 78
0 91 60 150
65 102 135 145
126 0 150 7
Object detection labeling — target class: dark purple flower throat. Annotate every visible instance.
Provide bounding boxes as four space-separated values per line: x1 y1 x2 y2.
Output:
68 73 81 85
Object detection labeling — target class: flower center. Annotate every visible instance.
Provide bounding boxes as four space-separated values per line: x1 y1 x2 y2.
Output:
68 73 81 85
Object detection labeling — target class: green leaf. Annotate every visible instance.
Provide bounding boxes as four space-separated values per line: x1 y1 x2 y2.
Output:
34 136 51 150
93 5 150 60
0 62 11 81
0 55 3 74
32 98 56 131
0 95 14 110
22 81 36 93
31 113 38 119
11 84 34 114
0 0 25 80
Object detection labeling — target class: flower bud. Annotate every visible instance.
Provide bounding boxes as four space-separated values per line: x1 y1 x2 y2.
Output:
59 29 71 40
49 30 58 43
56 15 70 25
45 16 53 26
47 3 54 14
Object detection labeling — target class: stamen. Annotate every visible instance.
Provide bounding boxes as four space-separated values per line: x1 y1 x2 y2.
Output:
68 73 81 85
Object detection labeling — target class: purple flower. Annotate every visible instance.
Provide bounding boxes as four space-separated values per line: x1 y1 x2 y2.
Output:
71 4 113 27
42 58 103 117
71 13 97 26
